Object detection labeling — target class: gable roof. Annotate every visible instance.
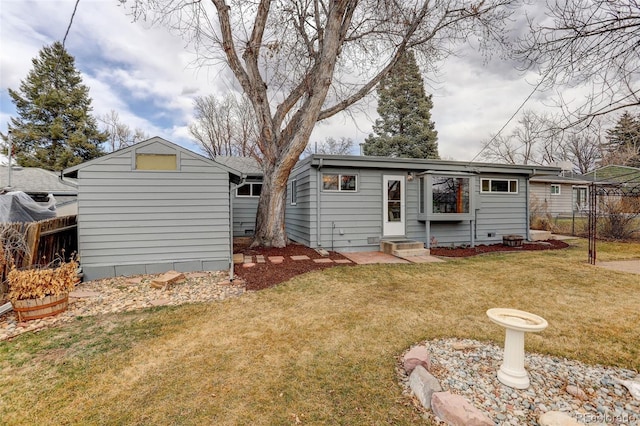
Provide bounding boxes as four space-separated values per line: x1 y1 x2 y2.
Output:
0 165 78 194
581 165 640 185
215 156 262 177
303 154 561 176
62 137 244 178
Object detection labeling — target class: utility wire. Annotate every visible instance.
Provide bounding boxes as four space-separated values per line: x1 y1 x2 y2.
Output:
468 67 553 164
62 0 81 49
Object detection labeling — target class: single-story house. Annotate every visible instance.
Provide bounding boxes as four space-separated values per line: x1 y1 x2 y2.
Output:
0 165 78 216
285 155 561 251
215 156 262 237
529 175 591 216
581 165 640 188
63 137 244 281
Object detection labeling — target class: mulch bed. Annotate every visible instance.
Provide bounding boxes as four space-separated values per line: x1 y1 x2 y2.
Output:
233 239 354 291
233 238 571 290
430 239 570 257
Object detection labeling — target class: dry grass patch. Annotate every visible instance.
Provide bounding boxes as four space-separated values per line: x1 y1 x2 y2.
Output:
0 239 638 425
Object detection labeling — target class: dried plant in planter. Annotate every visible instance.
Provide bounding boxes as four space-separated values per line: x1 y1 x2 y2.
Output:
8 258 79 321
8 260 78 302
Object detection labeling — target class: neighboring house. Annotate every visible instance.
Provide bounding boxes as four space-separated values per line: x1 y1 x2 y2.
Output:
529 175 591 216
0 165 78 216
581 165 640 188
63 137 243 281
285 155 560 251
215 156 262 237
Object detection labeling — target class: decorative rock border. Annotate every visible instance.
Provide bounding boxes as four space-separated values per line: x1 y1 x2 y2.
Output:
398 338 640 425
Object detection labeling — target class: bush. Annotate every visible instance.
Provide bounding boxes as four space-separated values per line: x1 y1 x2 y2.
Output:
598 197 640 240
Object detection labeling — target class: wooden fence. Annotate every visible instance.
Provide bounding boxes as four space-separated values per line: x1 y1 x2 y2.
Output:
1 215 78 295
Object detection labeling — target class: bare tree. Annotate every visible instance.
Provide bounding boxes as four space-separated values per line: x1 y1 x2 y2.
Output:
481 110 558 165
99 110 148 152
124 0 519 247
481 110 608 173
517 0 640 125
303 137 353 157
565 120 606 174
189 94 259 158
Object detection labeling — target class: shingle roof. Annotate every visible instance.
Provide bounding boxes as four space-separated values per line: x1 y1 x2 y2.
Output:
0 166 78 194
214 156 262 176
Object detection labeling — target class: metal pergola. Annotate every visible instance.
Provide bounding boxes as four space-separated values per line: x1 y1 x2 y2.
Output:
587 171 640 264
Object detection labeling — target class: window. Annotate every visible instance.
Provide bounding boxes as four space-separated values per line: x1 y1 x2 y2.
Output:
322 173 357 192
432 176 470 214
290 179 297 205
136 154 177 170
236 182 262 197
481 178 518 194
550 184 561 195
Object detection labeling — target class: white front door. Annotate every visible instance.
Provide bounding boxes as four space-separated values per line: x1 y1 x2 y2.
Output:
383 175 405 237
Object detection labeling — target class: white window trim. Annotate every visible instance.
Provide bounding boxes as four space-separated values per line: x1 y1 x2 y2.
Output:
236 182 262 197
480 178 519 194
550 184 561 195
321 173 358 192
290 179 297 205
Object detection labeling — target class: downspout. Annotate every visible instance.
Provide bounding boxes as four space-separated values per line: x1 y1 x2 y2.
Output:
526 173 532 241
316 158 323 248
229 174 247 282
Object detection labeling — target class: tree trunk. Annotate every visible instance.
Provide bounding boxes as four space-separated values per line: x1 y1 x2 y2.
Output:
251 160 290 248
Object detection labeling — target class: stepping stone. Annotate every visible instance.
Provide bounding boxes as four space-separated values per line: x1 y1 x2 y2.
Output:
126 277 144 284
256 255 266 263
69 290 101 298
539 411 585 426
151 271 185 289
243 255 253 264
149 299 171 306
233 253 244 264
313 258 333 263
242 263 256 268
268 256 285 264
333 259 352 264
291 255 310 261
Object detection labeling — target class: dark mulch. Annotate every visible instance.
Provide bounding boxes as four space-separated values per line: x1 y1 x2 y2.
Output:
430 239 570 257
233 238 571 290
233 239 354 291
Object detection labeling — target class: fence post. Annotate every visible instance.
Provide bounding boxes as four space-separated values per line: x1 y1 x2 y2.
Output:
24 222 41 267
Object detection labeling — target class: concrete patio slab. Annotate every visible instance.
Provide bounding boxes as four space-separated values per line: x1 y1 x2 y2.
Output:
340 251 410 265
597 259 640 275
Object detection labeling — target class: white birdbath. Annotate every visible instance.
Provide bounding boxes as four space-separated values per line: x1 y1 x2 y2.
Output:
486 308 548 389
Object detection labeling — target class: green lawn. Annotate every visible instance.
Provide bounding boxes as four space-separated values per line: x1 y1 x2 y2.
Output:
1 239 639 425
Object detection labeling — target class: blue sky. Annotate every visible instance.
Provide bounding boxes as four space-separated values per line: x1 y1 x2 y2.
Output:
1 0 571 161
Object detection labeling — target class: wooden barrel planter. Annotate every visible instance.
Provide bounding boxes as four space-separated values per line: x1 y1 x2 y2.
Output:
12 293 69 321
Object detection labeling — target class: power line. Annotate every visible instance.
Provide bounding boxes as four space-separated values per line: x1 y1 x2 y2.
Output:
468 68 553 164
62 0 81 49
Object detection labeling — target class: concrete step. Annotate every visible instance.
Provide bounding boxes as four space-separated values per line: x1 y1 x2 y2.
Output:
393 248 431 257
529 229 552 241
380 239 424 254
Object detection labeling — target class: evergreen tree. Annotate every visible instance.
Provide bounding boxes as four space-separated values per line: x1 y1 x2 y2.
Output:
604 111 640 167
5 42 106 171
363 51 438 159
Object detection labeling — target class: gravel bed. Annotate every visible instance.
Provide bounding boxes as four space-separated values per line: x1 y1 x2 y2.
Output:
0 271 246 341
399 338 639 425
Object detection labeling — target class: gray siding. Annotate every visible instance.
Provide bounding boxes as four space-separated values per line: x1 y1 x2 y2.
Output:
232 193 258 236
530 182 574 215
284 163 533 252
76 141 231 280
286 165 314 246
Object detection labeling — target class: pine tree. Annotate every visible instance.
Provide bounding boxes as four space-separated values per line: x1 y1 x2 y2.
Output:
5 42 106 171
604 111 640 167
363 51 438 159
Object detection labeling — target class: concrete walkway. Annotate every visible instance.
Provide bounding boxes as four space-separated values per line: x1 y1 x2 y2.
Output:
596 259 640 275
340 251 445 265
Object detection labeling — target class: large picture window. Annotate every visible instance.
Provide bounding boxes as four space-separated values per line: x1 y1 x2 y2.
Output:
432 176 470 214
481 178 518 194
322 173 357 192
